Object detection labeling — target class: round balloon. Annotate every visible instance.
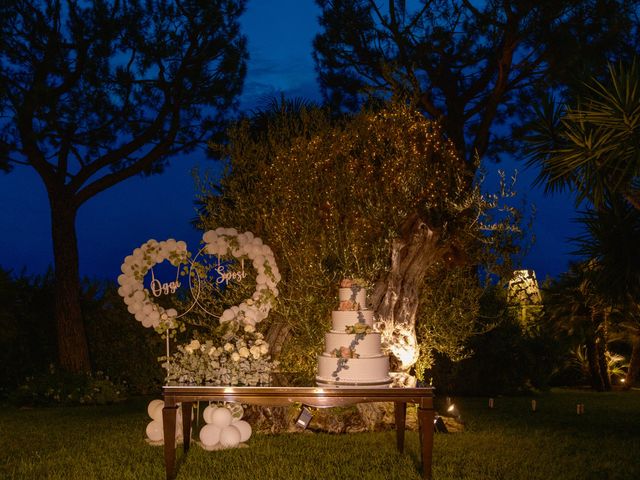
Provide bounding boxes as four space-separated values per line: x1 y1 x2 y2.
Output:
147 399 164 420
146 420 163 442
150 401 165 422
203 405 218 424
233 420 252 442
219 425 241 448
211 407 232 427
199 424 221 447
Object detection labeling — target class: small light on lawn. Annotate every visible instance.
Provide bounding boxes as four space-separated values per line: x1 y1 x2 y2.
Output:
295 406 313 430
531 400 537 412
488 398 494 409
447 403 456 413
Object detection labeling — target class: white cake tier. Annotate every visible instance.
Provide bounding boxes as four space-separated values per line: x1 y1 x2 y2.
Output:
324 331 382 357
316 355 390 385
338 287 367 309
331 310 374 330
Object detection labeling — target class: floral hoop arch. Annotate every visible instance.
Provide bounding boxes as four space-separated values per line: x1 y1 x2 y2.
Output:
195 228 280 327
117 230 280 333
117 238 189 332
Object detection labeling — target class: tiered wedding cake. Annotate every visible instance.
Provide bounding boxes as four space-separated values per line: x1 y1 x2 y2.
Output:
316 280 391 386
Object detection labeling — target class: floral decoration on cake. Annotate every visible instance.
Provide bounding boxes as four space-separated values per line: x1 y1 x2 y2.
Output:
344 323 372 335
338 299 360 311
331 346 360 359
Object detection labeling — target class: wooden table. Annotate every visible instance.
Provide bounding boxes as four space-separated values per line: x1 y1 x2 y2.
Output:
162 385 435 480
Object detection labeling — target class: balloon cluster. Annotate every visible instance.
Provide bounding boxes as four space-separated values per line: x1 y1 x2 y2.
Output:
199 403 252 450
145 399 183 443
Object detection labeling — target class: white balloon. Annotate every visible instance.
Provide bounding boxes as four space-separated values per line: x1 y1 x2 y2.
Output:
146 420 163 442
133 290 145 302
150 401 165 421
219 425 241 448
233 420 252 442
202 405 218 424
199 424 221 447
210 407 232 427
147 400 164 419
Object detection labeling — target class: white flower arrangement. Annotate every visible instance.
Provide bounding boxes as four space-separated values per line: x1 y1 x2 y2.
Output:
117 238 189 332
200 228 281 327
163 329 276 386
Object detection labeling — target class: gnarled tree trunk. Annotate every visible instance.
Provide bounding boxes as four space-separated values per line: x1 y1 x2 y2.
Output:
370 213 446 385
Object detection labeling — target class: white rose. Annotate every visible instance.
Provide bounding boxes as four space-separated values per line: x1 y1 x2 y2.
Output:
244 324 255 333
260 344 269 355
224 343 234 352
250 346 261 359
238 347 250 358
185 339 200 354
231 352 240 362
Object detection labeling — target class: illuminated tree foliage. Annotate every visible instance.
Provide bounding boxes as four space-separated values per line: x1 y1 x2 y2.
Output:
198 103 522 380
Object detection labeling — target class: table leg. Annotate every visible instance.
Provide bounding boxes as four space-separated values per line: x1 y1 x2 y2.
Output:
394 401 407 453
418 406 435 480
182 402 193 453
162 404 178 480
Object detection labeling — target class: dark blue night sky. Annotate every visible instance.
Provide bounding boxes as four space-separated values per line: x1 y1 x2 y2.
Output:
0 0 578 283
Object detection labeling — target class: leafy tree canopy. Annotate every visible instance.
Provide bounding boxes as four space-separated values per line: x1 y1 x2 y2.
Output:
313 0 640 163
0 0 247 200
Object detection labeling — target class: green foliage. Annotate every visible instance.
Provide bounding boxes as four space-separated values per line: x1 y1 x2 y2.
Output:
0 268 56 394
430 286 563 395
0 268 164 397
82 281 165 394
8 365 126 407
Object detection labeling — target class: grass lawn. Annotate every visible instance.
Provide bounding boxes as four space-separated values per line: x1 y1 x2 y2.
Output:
1 389 639 479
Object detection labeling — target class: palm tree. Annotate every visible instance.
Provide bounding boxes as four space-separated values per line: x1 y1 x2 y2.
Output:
526 60 640 211
573 200 640 388
527 60 640 388
544 263 612 391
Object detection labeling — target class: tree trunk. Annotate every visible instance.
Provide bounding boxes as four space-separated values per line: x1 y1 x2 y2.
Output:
585 337 604 392
596 333 611 391
50 193 91 373
370 213 445 385
624 334 640 389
